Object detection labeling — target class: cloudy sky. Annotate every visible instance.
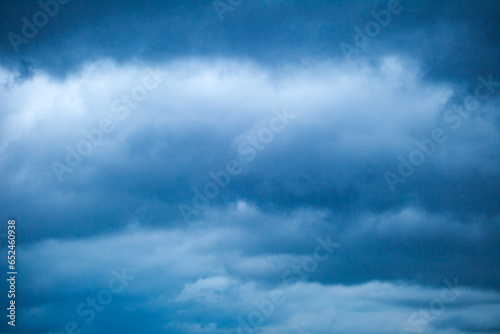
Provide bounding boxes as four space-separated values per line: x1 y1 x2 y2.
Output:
1 0 500 333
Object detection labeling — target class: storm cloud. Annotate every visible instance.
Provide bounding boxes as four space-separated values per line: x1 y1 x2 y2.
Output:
0 0 499 333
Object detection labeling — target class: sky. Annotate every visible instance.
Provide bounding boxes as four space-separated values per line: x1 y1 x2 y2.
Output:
0 0 500 333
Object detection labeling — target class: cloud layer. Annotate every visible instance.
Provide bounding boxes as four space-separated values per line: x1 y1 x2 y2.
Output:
1 0 499 333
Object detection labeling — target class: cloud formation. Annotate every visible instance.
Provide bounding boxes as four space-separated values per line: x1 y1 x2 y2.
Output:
0 0 499 333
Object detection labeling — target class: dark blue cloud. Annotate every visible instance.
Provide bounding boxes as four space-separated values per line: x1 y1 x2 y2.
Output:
1 1 500 333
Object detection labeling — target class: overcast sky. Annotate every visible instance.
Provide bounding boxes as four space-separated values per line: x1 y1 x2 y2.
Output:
1 0 500 333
